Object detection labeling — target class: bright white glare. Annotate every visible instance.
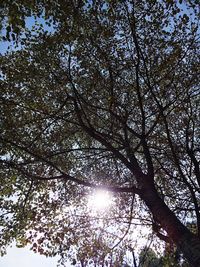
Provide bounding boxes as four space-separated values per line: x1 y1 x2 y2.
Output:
88 190 113 211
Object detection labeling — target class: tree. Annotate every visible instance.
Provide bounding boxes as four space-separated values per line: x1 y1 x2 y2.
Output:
138 245 190 267
138 246 162 267
0 0 200 266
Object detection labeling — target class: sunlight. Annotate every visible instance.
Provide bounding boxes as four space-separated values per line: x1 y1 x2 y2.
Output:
88 189 113 211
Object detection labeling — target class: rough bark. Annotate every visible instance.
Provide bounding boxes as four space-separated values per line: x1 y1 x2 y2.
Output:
140 183 200 266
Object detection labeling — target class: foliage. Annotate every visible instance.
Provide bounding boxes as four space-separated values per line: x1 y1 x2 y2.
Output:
139 246 162 267
138 245 191 267
0 0 200 266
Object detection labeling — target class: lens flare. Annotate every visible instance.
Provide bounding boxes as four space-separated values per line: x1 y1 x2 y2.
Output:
88 190 113 211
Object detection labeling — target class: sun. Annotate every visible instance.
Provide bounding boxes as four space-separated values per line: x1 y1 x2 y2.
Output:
88 189 113 211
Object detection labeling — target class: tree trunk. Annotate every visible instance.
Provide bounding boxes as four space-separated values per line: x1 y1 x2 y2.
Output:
140 184 200 266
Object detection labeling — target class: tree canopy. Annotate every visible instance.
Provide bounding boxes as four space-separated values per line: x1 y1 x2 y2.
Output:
0 0 200 266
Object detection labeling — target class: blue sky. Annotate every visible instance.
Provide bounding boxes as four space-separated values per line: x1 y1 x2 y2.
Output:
0 16 54 55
